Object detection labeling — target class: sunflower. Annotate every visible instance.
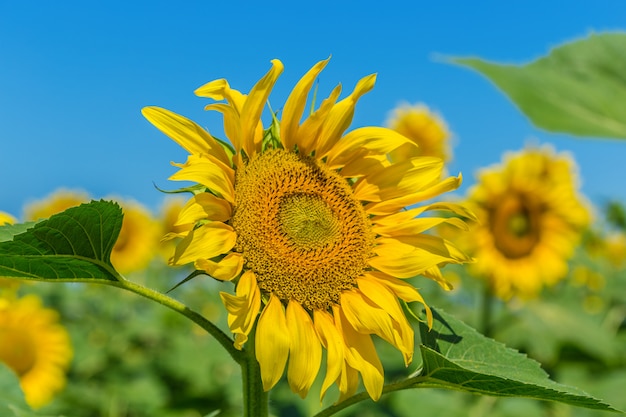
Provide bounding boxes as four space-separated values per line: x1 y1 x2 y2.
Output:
386 103 451 164
0 294 73 409
108 198 161 274
0 211 17 225
463 146 590 299
142 58 471 401
23 189 90 221
0 213 21 294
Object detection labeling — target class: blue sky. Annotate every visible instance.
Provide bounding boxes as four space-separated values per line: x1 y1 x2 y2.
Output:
1 1 625 218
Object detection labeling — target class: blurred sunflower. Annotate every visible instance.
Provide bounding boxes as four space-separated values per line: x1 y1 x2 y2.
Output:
23 189 90 221
385 103 451 164
0 212 20 293
0 211 17 225
0 295 72 409
108 198 161 274
463 146 590 299
143 58 472 401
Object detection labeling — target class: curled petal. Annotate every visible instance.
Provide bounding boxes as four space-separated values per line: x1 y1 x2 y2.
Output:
170 222 236 266
195 253 243 281
334 306 384 401
176 193 232 225
219 271 261 349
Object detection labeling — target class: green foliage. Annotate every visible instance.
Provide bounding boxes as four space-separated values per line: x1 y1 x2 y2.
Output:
0 201 122 283
452 32 626 139
417 309 619 411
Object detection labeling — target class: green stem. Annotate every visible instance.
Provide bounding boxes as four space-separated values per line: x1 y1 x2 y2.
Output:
241 324 269 417
312 374 429 417
107 278 245 365
481 279 495 338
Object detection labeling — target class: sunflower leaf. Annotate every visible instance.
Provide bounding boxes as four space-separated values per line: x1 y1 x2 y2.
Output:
0 200 123 283
415 308 620 411
0 221 40 243
451 32 626 139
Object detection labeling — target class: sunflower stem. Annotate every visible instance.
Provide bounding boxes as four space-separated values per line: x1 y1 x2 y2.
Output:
481 279 495 338
241 324 269 417
313 375 429 417
108 278 245 365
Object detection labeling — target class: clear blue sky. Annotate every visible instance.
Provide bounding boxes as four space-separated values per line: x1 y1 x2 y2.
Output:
1 1 625 218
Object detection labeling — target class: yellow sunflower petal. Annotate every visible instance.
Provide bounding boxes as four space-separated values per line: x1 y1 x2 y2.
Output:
357 276 414 365
204 102 243 154
334 305 384 401
365 271 433 327
316 73 377 159
195 253 243 281
313 310 344 401
176 192 232 225
256 294 290 391
365 174 462 215
142 106 230 165
194 78 246 111
281 58 330 151
170 154 236 203
241 59 284 158
353 157 444 203
286 300 322 398
325 127 415 169
297 84 342 155
220 271 261 349
373 216 468 237
170 222 236 265
340 290 397 355
337 361 359 403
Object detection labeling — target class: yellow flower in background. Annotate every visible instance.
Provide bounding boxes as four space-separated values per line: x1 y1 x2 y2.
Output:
463 146 590 299
0 213 20 293
23 189 90 221
0 295 72 409
0 211 17 225
143 58 472 402
602 232 626 268
386 103 451 164
109 198 161 274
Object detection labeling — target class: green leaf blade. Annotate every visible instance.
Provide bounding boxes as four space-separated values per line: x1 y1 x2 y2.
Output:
452 32 626 139
0 200 123 283
417 309 621 412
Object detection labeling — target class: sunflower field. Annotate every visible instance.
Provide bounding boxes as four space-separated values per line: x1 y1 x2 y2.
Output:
2 32 626 417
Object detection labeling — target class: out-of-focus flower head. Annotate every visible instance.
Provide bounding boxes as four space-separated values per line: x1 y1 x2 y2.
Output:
461 145 591 299
0 294 73 409
23 189 90 221
108 198 161 275
386 102 452 165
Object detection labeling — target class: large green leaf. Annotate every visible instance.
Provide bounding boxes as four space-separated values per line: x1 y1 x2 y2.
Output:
0 200 122 283
452 32 626 139
416 309 620 412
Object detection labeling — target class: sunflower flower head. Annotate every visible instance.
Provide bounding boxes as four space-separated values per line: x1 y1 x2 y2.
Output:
386 103 452 164
0 294 73 409
463 145 591 299
143 58 472 402
23 189 90 221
